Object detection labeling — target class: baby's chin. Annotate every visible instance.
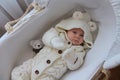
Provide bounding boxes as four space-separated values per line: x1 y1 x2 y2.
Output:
72 42 81 46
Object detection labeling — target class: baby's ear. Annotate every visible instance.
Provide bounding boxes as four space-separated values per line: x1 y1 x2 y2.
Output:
88 21 97 32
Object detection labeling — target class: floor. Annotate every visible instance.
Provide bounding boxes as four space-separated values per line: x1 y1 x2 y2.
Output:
109 66 120 80
91 65 120 80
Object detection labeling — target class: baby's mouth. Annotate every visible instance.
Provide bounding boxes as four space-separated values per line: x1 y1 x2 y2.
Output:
73 39 79 43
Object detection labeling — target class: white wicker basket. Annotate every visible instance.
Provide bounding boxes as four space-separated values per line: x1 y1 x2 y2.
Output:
0 0 120 80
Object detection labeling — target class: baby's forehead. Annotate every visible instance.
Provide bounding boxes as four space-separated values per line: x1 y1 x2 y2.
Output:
70 28 82 30
68 28 84 33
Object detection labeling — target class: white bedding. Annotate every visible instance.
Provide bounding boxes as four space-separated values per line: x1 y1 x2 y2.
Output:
0 0 119 80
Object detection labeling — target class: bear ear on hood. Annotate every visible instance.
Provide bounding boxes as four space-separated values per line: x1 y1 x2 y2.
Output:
88 21 97 32
72 11 97 32
72 11 91 22
72 11 83 20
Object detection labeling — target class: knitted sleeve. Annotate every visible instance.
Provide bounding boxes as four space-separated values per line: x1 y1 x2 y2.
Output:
62 46 86 70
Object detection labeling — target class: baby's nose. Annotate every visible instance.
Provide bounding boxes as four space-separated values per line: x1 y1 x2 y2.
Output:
75 35 80 40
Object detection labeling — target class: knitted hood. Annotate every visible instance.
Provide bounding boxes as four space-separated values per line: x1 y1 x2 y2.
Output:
55 11 97 48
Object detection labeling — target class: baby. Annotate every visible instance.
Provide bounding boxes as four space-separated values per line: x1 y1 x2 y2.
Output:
11 11 96 80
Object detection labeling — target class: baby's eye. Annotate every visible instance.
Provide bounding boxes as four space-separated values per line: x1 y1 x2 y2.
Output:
80 34 84 37
72 31 77 34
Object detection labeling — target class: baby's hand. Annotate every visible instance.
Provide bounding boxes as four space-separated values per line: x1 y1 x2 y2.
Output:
62 47 76 59
62 48 77 64
51 37 65 50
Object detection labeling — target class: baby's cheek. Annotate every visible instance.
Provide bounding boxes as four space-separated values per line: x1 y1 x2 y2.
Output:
79 39 84 44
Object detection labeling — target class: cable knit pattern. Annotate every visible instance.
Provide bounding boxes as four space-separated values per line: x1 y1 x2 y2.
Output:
38 58 67 80
11 59 33 80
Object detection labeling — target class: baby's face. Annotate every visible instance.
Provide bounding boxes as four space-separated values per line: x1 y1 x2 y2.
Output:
67 28 84 45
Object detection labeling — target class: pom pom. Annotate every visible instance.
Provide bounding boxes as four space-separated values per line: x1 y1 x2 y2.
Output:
72 11 83 20
72 11 91 22
88 21 97 31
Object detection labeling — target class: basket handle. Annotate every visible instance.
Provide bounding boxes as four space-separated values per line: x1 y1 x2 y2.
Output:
5 3 43 33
